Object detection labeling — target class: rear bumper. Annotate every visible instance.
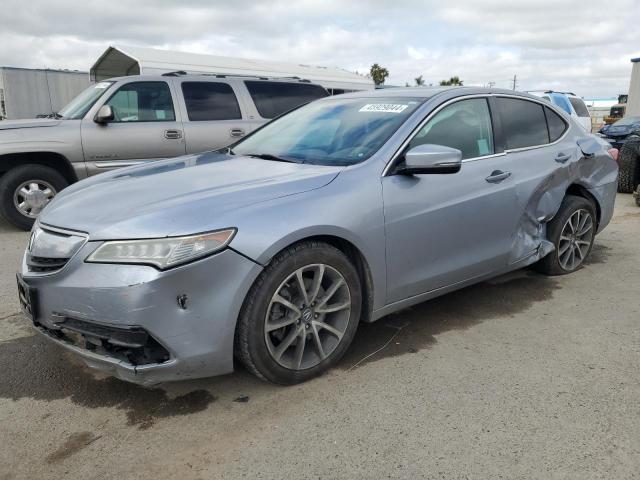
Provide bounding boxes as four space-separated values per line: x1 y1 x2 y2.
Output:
20 245 262 385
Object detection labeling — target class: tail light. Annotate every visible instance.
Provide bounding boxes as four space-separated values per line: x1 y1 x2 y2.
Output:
607 148 619 162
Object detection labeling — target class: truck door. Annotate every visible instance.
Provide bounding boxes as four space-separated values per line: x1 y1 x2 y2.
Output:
81 80 186 173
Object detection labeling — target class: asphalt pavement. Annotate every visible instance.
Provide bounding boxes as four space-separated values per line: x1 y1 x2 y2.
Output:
1 194 639 479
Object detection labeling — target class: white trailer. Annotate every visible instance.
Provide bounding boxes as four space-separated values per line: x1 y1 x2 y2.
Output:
626 57 640 117
90 45 374 94
0 67 89 120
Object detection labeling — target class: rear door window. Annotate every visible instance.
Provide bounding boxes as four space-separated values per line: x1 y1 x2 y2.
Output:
496 97 549 149
544 107 568 142
181 82 242 121
244 81 329 119
569 97 590 117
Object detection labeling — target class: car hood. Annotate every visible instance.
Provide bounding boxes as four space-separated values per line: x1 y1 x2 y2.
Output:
0 118 62 130
40 151 341 240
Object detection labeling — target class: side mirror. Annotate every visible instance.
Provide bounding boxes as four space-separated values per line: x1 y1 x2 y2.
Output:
396 144 462 175
95 105 115 124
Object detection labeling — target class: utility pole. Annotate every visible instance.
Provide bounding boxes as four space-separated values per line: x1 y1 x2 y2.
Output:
512 74 517 91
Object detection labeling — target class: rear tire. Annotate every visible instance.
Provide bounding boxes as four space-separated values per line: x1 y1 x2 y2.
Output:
534 195 597 276
617 137 640 193
0 164 68 230
235 241 362 384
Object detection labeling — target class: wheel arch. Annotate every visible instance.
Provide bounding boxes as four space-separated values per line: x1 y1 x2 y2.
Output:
255 232 376 324
565 183 601 228
0 152 78 183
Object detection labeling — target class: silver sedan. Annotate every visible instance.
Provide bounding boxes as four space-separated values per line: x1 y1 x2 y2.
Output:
17 87 618 385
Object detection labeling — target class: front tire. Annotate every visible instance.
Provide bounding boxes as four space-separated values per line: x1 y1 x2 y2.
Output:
0 164 68 230
235 241 362 384
534 195 597 276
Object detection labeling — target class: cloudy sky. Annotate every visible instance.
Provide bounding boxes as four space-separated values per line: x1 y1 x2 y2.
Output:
1 0 639 98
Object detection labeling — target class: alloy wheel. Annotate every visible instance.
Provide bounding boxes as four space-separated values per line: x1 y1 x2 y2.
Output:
13 180 57 218
558 208 594 271
264 264 351 370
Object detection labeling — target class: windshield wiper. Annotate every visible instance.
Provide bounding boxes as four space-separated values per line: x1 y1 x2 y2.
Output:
246 153 302 164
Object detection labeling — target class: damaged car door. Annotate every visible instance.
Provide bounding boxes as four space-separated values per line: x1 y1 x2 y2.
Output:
493 96 576 264
382 96 519 303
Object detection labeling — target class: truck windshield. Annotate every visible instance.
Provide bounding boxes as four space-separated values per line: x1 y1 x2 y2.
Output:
232 97 423 166
58 81 114 119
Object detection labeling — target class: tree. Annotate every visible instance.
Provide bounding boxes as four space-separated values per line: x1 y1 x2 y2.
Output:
369 63 390 86
414 75 425 86
439 76 463 86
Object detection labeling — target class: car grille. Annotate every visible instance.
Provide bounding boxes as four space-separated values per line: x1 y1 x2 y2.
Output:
41 316 171 366
25 224 87 274
26 255 70 273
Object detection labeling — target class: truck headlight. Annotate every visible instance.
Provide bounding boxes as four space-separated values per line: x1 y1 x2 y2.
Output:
86 229 236 269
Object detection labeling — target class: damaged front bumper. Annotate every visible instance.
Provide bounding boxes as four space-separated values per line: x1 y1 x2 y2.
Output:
20 243 263 386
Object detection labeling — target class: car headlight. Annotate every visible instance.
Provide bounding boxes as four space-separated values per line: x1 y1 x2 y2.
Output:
86 229 236 269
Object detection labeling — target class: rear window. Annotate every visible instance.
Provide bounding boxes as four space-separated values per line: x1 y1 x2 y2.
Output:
496 97 549 149
544 107 568 142
569 97 590 117
244 81 329 119
181 82 242 121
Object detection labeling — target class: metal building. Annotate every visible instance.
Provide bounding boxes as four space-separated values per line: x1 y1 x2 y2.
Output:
90 45 374 94
0 67 89 120
626 57 640 117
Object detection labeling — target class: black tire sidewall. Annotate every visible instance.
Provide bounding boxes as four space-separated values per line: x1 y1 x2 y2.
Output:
0 165 68 230
242 244 362 384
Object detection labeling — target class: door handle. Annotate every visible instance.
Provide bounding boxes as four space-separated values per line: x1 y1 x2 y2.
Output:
230 128 245 137
485 170 511 183
555 152 571 163
164 129 182 139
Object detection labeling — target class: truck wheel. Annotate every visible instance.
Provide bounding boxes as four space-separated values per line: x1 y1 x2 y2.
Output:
617 137 640 193
0 164 68 230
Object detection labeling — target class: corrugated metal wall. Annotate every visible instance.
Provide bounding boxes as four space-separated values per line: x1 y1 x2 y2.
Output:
0 68 89 120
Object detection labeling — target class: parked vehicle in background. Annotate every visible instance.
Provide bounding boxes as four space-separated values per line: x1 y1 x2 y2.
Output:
529 90 592 132
599 116 640 192
604 94 628 125
17 87 618 386
0 74 328 229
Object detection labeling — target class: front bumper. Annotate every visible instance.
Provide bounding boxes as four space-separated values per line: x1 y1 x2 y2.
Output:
20 243 262 386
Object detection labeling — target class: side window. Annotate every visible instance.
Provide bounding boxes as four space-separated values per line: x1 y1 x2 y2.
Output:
544 107 568 142
408 98 494 160
496 97 549 149
105 82 175 122
244 81 329 119
569 97 590 118
181 82 242 121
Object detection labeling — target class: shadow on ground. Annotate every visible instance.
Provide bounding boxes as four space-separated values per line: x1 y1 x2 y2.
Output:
0 270 559 427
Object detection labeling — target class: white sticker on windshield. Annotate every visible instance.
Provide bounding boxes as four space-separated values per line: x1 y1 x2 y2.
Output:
94 82 111 89
359 104 408 113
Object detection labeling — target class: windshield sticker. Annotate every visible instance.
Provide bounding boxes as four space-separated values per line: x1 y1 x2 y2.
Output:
94 82 111 89
359 104 408 114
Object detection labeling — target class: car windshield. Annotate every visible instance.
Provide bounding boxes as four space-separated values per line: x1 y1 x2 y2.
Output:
58 81 114 119
231 97 424 166
614 116 640 126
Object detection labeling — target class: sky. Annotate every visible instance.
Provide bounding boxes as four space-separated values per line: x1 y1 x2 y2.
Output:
1 0 639 98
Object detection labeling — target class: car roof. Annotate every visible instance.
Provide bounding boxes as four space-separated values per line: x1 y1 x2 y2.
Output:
326 86 549 102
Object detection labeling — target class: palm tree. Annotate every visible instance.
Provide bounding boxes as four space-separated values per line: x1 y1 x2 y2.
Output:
414 75 425 86
369 64 390 86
